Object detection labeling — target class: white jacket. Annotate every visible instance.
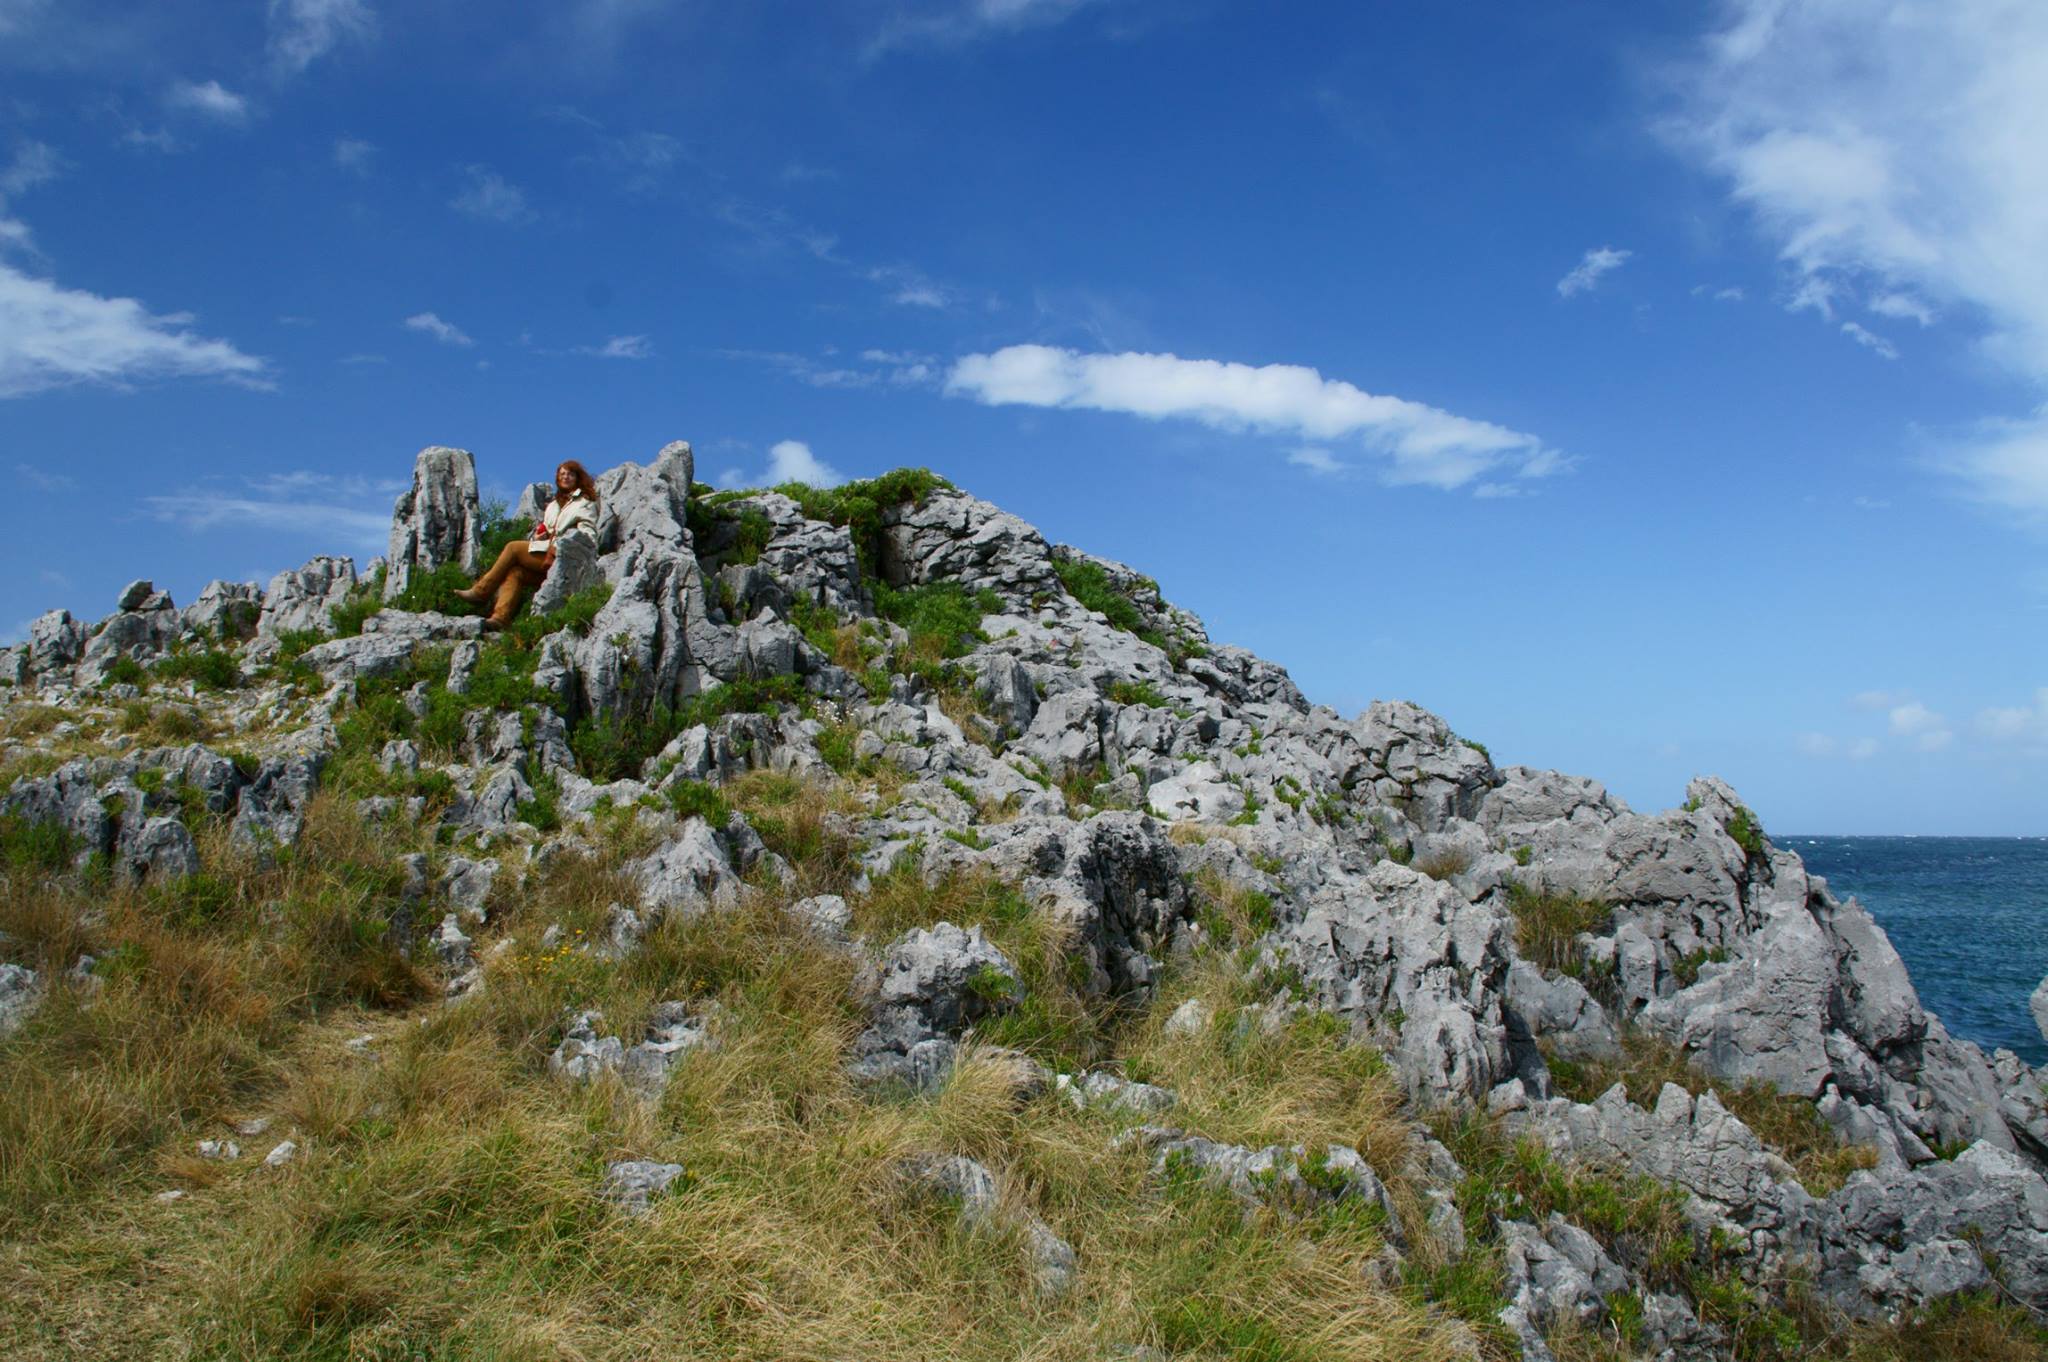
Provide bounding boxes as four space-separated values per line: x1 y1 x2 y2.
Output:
531 490 597 553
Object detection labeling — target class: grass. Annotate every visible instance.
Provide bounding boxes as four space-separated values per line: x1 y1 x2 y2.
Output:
0 762 2034 1361
1725 805 1766 861
1543 1029 1881 1196
1052 557 1166 651
1502 880 1611 976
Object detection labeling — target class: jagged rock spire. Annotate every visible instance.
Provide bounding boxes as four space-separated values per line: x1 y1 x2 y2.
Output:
385 446 483 601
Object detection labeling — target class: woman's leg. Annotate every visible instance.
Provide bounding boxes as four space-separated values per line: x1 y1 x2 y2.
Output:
459 541 531 601
487 554 550 625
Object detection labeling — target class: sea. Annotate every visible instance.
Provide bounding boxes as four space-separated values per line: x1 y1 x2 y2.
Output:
1787 836 2048 1068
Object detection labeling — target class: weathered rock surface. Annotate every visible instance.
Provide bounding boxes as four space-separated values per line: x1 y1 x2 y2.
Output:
5 447 2045 1355
385 446 483 601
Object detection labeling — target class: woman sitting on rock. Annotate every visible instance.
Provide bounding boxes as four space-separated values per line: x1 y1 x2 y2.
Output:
457 460 600 629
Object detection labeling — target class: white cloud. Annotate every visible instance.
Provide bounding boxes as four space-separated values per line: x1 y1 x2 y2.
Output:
1798 732 1881 759
577 334 650 359
449 165 533 224
726 347 936 389
1556 246 1632 298
945 344 1564 492
333 137 374 175
143 470 391 550
267 0 376 78
14 461 74 492
403 312 472 347
0 139 59 198
765 439 845 488
1667 1 2048 510
166 79 249 122
866 263 955 309
868 0 1102 55
1287 447 1348 476
1888 701 1953 751
1840 321 1899 360
1977 688 2048 743
0 260 268 397
1934 405 2048 516
1869 292 1936 326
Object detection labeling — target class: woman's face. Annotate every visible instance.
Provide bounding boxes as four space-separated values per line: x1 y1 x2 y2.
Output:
556 466 576 492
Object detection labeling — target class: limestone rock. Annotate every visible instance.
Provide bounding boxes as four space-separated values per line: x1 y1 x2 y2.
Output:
850 922 1020 1089
256 557 358 642
1288 860 1512 1105
896 1153 1077 1297
384 446 482 601
0 963 40 1037
184 580 263 641
530 530 601 615
601 1159 685 1215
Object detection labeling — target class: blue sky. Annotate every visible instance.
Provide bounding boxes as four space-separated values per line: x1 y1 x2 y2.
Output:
3 0 2046 834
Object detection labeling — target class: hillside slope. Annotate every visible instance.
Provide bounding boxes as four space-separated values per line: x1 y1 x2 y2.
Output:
1 443 2044 1361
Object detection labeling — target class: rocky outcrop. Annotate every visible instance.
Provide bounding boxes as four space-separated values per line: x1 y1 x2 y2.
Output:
256 556 357 644
384 446 483 601
895 1153 1076 1296
6 446 2044 1358
850 922 1020 1090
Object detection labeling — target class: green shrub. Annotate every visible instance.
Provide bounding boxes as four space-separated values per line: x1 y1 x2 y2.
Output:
1725 806 1766 860
873 581 998 660
769 467 953 575
0 814 75 872
667 780 731 826
1053 557 1151 637
1107 679 1168 709
569 675 807 783
1504 880 1611 975
100 655 147 688
152 648 243 691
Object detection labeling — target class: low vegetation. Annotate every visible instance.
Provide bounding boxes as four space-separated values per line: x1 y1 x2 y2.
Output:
1544 1029 1882 1197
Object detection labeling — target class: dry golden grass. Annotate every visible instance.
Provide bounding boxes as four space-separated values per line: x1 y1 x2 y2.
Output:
1544 1028 1881 1196
1 758 2038 1362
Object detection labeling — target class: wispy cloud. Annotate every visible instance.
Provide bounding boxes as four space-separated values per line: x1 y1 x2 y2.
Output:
1840 321 1899 360
1977 688 2048 745
14 462 76 492
868 0 1105 56
1869 292 1936 326
1556 246 1632 298
945 344 1564 492
403 312 472 347
266 0 376 79
0 260 268 397
1666 0 2048 515
166 79 250 123
764 438 846 488
0 140 60 198
449 164 533 224
1287 447 1349 477
723 347 937 389
576 334 651 359
1887 700 1953 752
143 470 397 550
333 136 374 175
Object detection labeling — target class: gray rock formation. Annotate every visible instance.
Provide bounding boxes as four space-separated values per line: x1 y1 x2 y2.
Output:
895 1153 1077 1296
384 446 483 601
256 556 357 643
601 1159 685 1215
0 963 40 1037
850 922 1020 1090
548 1003 721 1096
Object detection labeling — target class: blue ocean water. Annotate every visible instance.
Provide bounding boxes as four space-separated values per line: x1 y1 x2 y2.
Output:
1788 836 2048 1068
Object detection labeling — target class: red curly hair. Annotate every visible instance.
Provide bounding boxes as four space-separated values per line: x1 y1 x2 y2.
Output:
555 459 600 505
